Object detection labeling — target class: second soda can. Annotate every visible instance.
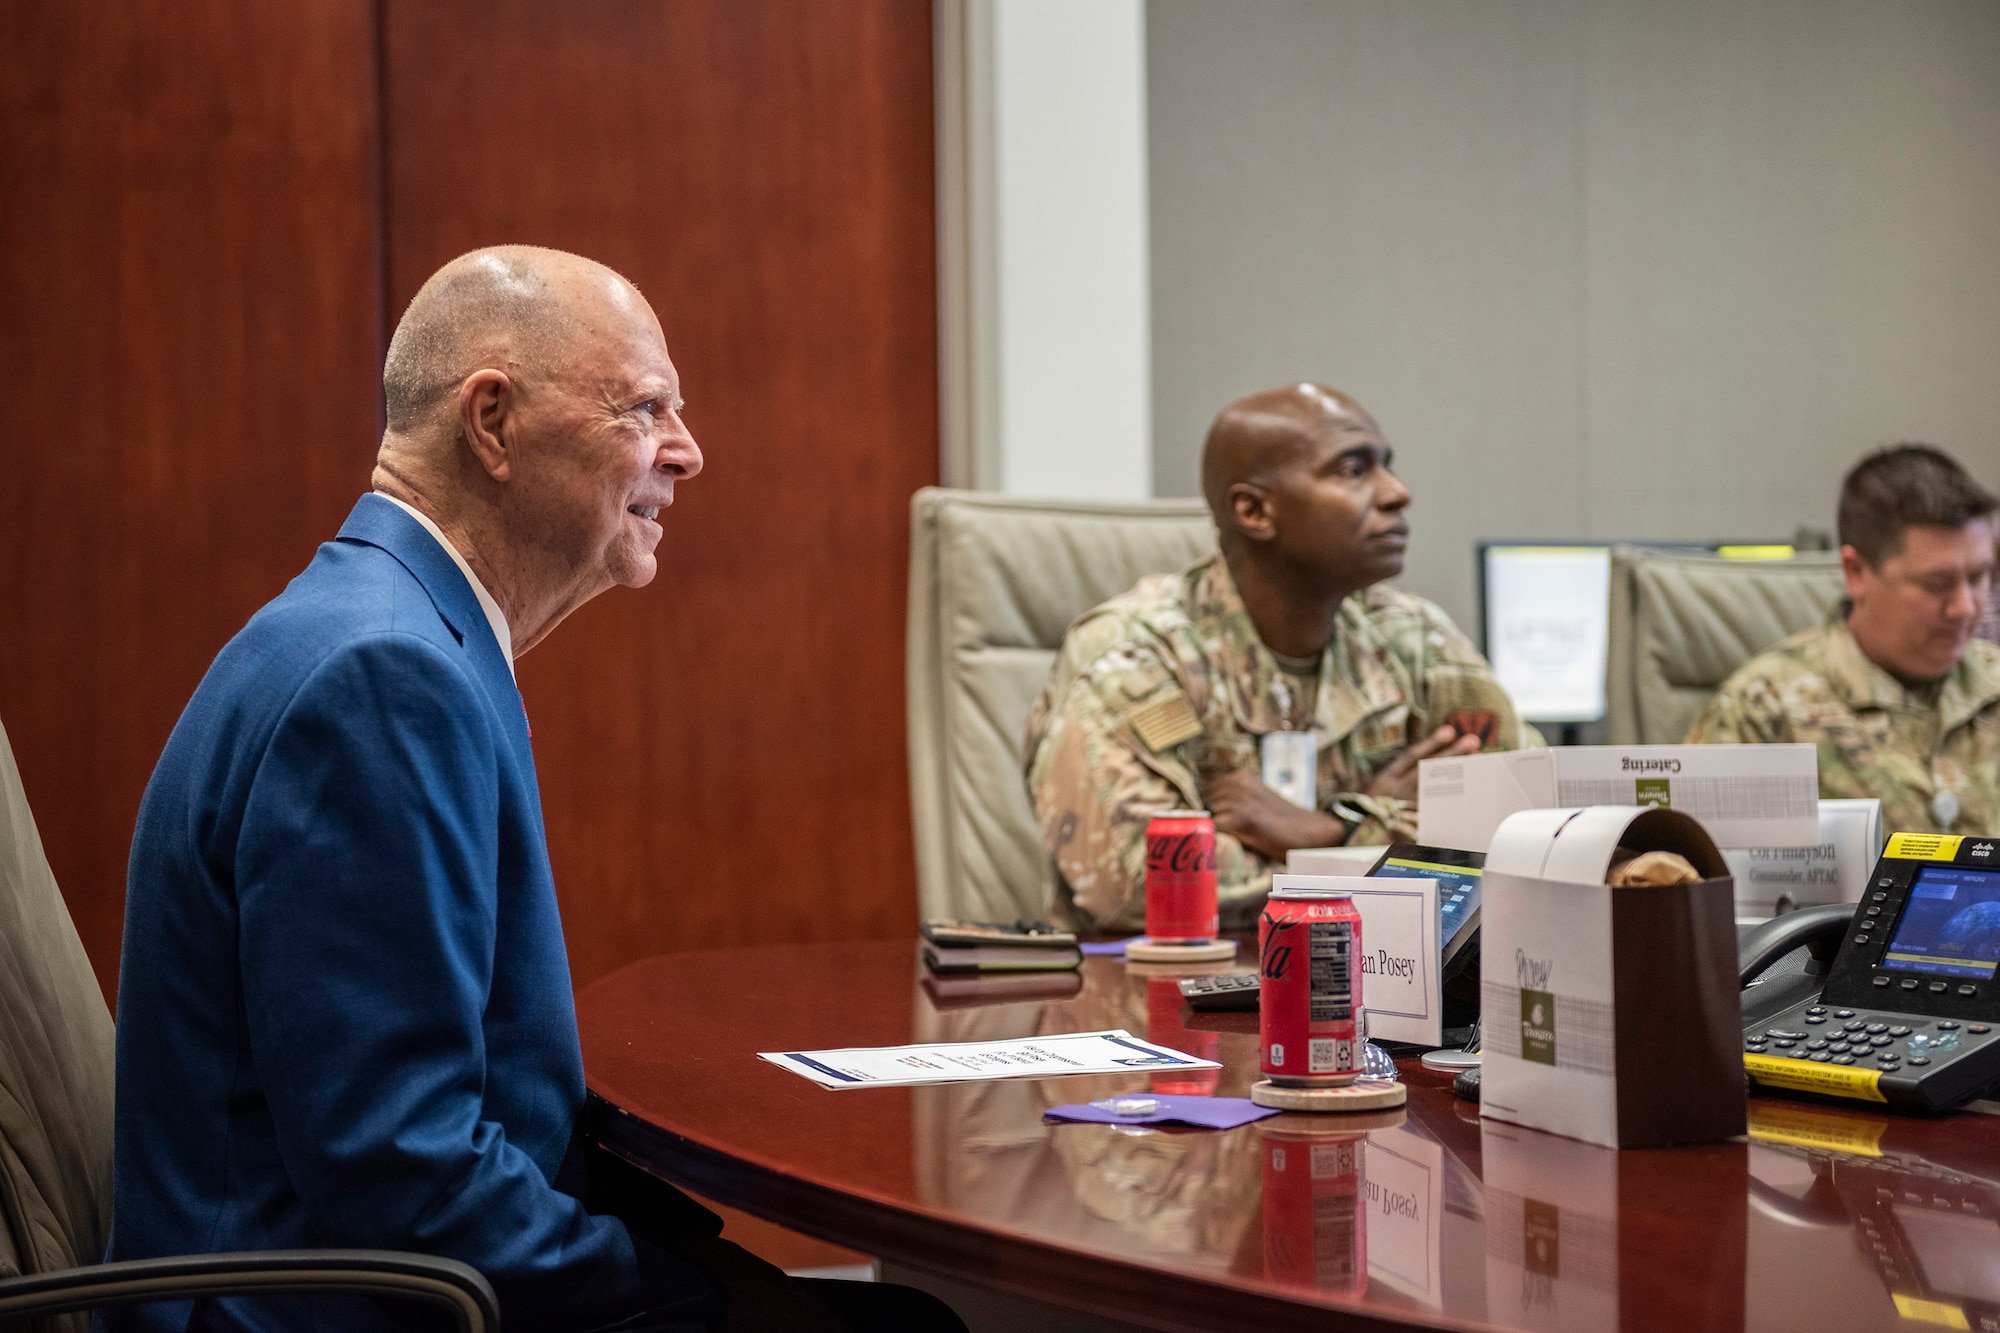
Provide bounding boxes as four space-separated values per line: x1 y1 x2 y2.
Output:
1258 889 1362 1086
1144 810 1219 943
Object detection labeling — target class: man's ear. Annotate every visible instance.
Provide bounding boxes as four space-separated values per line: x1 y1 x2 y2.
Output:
1230 482 1277 544
457 369 515 482
1839 544 1873 602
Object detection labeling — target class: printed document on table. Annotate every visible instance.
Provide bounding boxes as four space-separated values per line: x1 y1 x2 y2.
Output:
760 1028 1220 1090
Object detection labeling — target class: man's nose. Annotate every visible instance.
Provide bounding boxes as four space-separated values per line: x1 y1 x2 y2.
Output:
660 423 703 480
1946 575 1983 620
1378 469 1412 510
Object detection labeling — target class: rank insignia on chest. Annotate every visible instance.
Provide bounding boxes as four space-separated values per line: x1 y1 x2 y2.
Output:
1130 693 1203 752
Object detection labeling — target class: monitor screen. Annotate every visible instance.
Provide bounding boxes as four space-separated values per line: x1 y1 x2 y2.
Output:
1479 545 1612 724
1883 865 2000 980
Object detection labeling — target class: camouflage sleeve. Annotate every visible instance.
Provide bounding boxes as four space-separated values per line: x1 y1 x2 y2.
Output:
1405 602 1532 753
1024 646 1262 932
1339 793 1418 844
1685 672 1788 745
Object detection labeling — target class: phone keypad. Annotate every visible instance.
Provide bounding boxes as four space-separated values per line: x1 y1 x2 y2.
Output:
1744 1005 1992 1077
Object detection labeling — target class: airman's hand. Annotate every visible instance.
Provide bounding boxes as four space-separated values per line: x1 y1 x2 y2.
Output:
1201 769 1347 861
1362 724 1482 804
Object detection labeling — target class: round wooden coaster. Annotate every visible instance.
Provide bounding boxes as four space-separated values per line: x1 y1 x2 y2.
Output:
1258 1106 1408 1135
1251 1078 1408 1113
1125 938 1238 964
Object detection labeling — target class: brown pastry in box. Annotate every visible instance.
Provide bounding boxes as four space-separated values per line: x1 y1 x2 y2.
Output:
1606 849 1704 887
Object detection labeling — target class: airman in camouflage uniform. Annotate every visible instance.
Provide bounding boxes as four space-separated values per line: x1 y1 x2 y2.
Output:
1687 614 2000 837
1024 556 1526 931
1688 443 1997 838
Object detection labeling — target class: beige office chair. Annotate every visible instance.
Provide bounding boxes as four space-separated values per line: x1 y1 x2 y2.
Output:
1603 548 1846 745
0 717 496 1330
906 489 1217 923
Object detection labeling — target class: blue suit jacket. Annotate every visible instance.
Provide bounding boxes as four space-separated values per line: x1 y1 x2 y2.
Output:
109 496 717 1331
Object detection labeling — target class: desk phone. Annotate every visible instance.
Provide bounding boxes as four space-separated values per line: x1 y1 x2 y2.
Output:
1743 833 2000 1112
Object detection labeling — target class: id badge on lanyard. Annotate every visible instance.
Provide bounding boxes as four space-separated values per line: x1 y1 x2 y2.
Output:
1261 731 1317 810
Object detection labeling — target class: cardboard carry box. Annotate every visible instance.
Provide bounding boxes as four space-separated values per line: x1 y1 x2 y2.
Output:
1417 743 1820 854
1479 805 1745 1149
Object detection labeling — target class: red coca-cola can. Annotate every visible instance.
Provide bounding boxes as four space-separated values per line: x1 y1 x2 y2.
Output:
1260 1126 1367 1295
1144 809 1218 943
1258 888 1362 1086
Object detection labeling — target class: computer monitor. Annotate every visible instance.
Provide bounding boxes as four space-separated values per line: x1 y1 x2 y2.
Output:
1477 543 1615 725
1475 540 1762 725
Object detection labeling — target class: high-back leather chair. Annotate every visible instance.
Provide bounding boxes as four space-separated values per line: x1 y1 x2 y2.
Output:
1604 548 1846 745
0 716 496 1330
906 489 1216 923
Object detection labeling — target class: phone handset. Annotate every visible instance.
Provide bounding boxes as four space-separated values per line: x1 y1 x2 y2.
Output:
1738 903 1856 990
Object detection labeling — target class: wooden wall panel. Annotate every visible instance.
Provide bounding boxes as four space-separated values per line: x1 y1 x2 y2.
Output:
383 0 939 987
0 1 384 999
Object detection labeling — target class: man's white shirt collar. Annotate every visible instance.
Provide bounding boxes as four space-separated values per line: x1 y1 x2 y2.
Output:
375 493 515 679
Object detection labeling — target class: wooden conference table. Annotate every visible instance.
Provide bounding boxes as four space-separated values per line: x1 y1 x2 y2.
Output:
579 940 2000 1333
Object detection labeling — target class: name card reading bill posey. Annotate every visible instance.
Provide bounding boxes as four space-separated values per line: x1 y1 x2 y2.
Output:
760 1029 1221 1090
1270 873 1442 1048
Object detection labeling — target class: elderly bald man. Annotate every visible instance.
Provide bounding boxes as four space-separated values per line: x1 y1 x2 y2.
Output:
110 248 963 1332
1025 384 1531 931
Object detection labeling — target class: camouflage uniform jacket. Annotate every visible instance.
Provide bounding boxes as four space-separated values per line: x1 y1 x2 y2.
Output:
1023 552 1528 931
1686 614 2000 838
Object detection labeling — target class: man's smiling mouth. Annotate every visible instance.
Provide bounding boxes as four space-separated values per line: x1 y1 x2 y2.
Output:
626 505 661 521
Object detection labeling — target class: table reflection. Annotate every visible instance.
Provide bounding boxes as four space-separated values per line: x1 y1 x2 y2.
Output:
900 948 2000 1331
1745 1101 2000 1332
1258 1120 1368 1296
1146 976 1221 1096
910 952 1469 1310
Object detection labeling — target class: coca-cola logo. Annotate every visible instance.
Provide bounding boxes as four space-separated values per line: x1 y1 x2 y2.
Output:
1147 831 1217 874
1260 911 1297 980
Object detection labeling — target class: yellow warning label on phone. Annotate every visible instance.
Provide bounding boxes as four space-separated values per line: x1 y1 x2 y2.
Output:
1892 1295 1970 1329
1886 832 1965 861
1747 1102 1887 1156
1743 1054 1887 1103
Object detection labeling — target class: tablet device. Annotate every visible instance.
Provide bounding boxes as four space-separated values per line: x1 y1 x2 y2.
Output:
1365 843 1485 985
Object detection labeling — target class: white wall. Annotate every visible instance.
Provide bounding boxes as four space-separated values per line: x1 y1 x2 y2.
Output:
936 0 1152 499
1147 0 2000 632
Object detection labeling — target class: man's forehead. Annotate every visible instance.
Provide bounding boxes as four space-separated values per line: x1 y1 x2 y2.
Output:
560 296 674 391
1891 521 1996 567
579 346 676 398
1301 411 1387 454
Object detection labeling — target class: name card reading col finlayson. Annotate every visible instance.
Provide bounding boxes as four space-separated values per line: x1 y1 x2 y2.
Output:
760 1030 1220 1090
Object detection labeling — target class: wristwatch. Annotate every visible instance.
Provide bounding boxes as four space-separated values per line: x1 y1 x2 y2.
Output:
1329 798 1369 844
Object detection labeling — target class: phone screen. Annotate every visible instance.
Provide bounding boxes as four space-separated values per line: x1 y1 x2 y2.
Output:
1882 865 2000 980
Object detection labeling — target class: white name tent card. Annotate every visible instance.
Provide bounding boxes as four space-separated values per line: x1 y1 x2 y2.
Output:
1724 798 1884 919
760 1029 1219 1090
1270 873 1442 1048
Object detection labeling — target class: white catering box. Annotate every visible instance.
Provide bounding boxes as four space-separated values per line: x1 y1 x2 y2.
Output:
1416 743 1820 853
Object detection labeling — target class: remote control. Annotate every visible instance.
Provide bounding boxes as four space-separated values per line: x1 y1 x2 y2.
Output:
1178 973 1261 1012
